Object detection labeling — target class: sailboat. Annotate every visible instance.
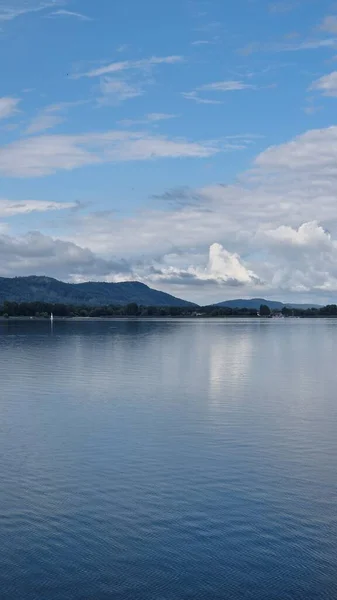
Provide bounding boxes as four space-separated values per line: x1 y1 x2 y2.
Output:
50 312 54 322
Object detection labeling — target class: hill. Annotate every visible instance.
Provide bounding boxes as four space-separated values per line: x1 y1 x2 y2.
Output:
0 276 196 307
215 298 321 310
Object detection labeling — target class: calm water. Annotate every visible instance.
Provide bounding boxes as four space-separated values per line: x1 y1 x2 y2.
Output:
1 318 337 600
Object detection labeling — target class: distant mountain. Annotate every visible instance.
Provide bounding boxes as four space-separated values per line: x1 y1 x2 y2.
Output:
215 298 321 310
0 276 196 307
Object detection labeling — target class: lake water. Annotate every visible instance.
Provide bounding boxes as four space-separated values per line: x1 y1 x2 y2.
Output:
1 318 337 600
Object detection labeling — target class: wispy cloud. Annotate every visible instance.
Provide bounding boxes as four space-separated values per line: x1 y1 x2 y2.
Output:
85 55 184 105
239 37 337 55
25 101 82 134
98 77 144 105
74 55 184 79
198 80 255 92
303 96 323 115
288 38 337 51
118 113 178 127
0 0 63 22
0 97 20 120
0 130 227 177
182 80 254 105
310 71 337 97
319 16 337 35
47 9 91 21
117 44 129 53
191 40 212 46
26 114 64 135
268 1 298 14
182 91 222 105
0 198 76 217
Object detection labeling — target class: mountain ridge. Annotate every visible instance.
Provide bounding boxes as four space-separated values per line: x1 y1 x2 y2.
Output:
0 277 325 309
215 298 321 310
0 276 196 307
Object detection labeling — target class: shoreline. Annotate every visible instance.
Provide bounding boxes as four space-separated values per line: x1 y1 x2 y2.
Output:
1 315 337 321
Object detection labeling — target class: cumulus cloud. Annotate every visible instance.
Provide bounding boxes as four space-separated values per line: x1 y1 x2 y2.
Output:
262 221 332 248
4 122 337 303
257 222 337 293
0 231 130 280
142 244 261 287
254 125 337 171
207 243 260 284
49 123 337 303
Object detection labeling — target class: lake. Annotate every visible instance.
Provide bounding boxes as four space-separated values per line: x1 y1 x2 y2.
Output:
1 318 337 600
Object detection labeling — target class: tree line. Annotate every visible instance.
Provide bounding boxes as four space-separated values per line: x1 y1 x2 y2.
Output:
1 300 337 318
0 301 259 318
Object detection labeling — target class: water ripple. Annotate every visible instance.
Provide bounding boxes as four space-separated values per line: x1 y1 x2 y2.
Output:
0 319 337 599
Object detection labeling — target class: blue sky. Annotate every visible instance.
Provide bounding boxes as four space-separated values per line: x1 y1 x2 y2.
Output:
2 0 337 303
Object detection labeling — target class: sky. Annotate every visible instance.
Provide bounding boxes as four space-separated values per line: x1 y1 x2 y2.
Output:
2 0 337 304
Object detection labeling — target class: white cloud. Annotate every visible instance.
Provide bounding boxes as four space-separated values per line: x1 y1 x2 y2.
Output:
0 231 129 279
254 125 337 171
0 97 20 120
198 80 255 92
51 123 337 303
87 55 183 105
5 121 337 302
182 80 254 106
118 113 177 127
76 55 183 79
25 101 84 134
48 9 91 21
117 44 129 53
207 243 259 284
191 40 212 46
98 77 144 104
268 2 297 14
310 71 337 97
147 113 177 122
239 37 337 55
26 114 64 134
0 199 76 217
258 222 337 293
139 243 261 288
281 38 337 51
0 0 63 21
182 91 222 105
0 130 225 177
262 221 332 248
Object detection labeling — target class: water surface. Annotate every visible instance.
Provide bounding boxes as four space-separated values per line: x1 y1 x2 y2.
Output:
1 319 337 599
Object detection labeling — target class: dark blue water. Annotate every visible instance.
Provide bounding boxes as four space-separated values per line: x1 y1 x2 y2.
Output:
1 318 337 599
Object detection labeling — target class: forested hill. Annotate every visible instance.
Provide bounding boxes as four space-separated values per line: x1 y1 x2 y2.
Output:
215 298 321 310
0 276 196 307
